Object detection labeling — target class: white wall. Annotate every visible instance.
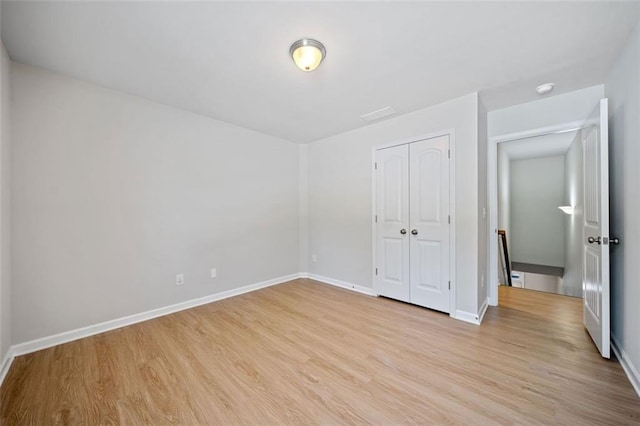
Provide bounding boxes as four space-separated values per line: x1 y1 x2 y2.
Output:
298 144 309 273
11 64 299 344
509 155 565 267
562 131 583 297
0 40 11 364
489 85 605 138
307 93 480 317
606 21 640 391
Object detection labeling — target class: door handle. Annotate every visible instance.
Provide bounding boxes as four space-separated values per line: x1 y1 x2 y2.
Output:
588 236 601 245
611 237 620 245
400 229 407 235
411 229 418 235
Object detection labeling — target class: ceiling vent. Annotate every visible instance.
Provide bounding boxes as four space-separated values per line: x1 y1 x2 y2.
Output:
360 107 396 122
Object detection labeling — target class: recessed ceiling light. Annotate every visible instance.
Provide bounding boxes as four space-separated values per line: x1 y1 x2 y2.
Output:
289 38 326 72
536 83 555 95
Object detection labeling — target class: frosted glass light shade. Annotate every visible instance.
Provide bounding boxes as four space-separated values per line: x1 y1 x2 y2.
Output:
290 39 325 72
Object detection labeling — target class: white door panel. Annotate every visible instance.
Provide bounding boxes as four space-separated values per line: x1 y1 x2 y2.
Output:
375 145 410 302
383 237 405 283
415 240 443 290
409 136 451 313
583 98 610 359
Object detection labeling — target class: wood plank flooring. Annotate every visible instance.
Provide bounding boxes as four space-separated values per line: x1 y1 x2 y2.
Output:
1 279 639 424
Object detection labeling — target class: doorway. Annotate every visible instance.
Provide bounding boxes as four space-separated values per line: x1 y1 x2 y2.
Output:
497 130 582 297
487 97 611 359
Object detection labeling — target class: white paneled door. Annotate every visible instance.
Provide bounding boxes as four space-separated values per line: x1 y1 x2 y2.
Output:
375 144 411 302
409 137 451 312
583 99 610 359
375 135 451 313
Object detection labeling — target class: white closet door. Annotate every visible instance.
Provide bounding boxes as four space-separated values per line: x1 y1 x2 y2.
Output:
375 145 410 302
409 136 451 313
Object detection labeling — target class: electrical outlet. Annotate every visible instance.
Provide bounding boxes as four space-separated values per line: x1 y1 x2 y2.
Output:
311 254 317 262
211 268 217 278
176 273 184 286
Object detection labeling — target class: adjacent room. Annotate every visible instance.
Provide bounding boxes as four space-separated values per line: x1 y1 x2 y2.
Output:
497 130 581 296
0 1 639 424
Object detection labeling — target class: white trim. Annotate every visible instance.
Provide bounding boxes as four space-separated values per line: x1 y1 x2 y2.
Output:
454 310 481 325
488 133 499 306
449 130 457 316
372 129 456 151
478 297 489 324
10 273 301 358
371 129 457 316
488 120 588 307
371 146 378 296
0 347 15 388
611 334 640 398
307 273 375 296
489 120 586 144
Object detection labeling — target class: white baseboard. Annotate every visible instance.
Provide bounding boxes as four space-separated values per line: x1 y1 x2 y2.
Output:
0 347 15 388
10 273 301 359
611 334 640 398
2 271 369 387
454 309 481 325
306 273 375 296
478 297 489 324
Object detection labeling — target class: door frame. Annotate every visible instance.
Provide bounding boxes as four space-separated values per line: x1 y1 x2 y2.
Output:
371 129 457 317
487 119 587 306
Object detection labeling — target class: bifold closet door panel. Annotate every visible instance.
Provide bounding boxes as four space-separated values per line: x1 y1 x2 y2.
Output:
374 145 411 302
409 136 451 313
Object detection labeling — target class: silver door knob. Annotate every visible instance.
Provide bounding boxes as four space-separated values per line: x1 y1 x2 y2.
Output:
400 229 407 235
588 236 601 244
611 237 620 245
411 229 418 235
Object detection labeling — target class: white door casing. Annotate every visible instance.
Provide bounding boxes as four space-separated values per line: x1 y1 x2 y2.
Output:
374 135 451 313
375 144 411 303
583 98 610 359
409 136 451 313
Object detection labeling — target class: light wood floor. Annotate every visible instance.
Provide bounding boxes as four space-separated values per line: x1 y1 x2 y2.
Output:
2 279 639 425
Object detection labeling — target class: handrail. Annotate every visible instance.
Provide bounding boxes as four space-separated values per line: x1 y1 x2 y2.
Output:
498 230 512 287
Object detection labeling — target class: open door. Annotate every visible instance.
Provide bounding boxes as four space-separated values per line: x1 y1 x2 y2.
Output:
583 98 610 359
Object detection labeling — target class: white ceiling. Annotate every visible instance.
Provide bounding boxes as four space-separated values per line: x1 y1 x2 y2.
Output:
499 131 577 161
2 1 638 143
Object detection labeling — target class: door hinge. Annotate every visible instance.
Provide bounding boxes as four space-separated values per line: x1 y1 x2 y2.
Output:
375 214 378 223
448 215 451 224
374 162 378 170
375 268 378 275
448 149 450 159
448 281 451 290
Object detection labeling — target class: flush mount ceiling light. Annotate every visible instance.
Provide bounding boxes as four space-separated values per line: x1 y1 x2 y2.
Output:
289 38 326 72
536 83 555 95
